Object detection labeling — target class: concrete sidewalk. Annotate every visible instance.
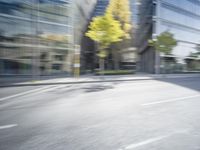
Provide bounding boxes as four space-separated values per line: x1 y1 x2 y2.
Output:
0 73 199 87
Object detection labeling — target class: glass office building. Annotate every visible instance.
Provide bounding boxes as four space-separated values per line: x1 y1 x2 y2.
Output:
0 0 96 75
92 0 109 17
81 0 138 72
137 0 200 73
80 0 109 72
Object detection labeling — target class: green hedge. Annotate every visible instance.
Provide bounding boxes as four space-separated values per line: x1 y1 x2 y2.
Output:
95 70 135 75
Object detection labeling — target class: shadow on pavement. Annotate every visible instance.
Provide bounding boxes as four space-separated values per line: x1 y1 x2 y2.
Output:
82 84 114 93
156 77 200 92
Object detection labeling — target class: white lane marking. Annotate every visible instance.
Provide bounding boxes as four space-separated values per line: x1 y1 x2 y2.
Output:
0 124 18 130
34 85 67 94
125 135 169 149
0 85 55 102
121 130 189 150
142 94 200 106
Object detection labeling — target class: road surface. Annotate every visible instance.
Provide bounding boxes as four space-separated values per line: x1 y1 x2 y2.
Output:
0 77 200 150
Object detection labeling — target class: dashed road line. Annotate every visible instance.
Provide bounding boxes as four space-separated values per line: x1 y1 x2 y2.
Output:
124 135 169 149
120 130 189 150
142 94 200 106
0 85 57 102
33 85 68 94
0 124 18 130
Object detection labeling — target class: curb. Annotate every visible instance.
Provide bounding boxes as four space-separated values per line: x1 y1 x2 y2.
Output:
0 78 153 88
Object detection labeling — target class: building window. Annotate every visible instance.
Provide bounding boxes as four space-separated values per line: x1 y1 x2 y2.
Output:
52 64 62 70
153 21 156 34
153 3 157 16
55 55 64 61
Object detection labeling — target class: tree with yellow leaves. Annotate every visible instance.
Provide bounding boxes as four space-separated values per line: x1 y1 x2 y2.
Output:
86 13 124 73
107 0 132 39
106 0 133 70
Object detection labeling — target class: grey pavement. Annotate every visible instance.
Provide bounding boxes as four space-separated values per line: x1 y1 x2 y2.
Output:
0 73 200 87
0 77 200 150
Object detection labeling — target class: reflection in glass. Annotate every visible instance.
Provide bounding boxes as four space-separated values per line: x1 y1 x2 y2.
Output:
0 0 74 75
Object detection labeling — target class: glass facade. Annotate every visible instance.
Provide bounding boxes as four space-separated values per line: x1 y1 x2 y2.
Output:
92 0 109 17
137 0 200 73
0 0 74 75
0 0 97 75
157 0 200 73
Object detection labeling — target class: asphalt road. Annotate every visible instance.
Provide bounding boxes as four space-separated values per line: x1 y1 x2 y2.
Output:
0 77 200 150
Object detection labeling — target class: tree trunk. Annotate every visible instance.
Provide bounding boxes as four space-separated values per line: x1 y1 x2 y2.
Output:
114 51 120 70
112 41 124 70
112 48 120 70
99 58 105 75
163 57 166 74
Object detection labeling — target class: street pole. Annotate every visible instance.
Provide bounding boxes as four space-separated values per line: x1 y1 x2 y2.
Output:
32 0 41 81
74 45 80 78
36 0 41 79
